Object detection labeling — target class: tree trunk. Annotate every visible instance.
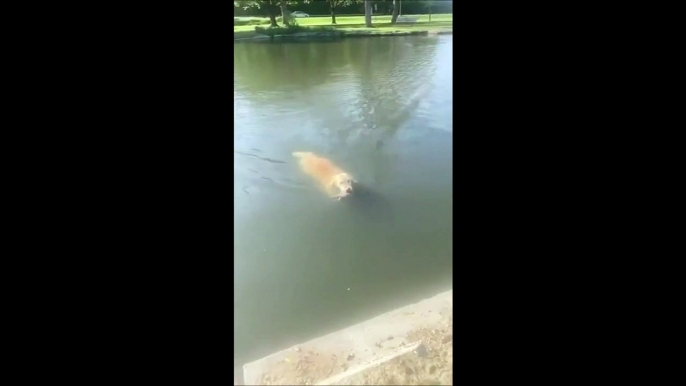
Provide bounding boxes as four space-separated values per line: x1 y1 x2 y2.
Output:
364 0 372 27
280 1 291 26
391 0 399 23
330 1 336 24
263 0 278 27
268 12 278 27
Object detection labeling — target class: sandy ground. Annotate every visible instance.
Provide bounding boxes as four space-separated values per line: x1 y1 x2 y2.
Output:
253 316 452 385
331 316 453 385
242 291 453 386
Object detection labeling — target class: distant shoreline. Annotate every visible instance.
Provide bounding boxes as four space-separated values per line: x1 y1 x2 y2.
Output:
234 14 452 42
234 28 452 42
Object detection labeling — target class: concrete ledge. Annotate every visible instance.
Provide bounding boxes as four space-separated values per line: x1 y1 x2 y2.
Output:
342 30 429 38
242 290 452 385
234 35 272 42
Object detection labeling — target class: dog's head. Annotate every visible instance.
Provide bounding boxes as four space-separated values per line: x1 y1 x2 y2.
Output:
332 173 356 198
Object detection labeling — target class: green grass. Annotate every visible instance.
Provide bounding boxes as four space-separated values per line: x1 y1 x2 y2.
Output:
234 14 452 35
285 13 451 26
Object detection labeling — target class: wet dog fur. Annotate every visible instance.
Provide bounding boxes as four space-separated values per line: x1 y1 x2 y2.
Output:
292 152 356 200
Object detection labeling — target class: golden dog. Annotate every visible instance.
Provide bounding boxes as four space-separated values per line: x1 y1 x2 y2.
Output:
292 152 356 200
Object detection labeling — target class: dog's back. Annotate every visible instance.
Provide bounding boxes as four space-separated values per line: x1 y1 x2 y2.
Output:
292 151 343 184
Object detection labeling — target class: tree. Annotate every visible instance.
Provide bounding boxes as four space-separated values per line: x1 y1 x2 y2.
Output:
364 0 372 27
391 0 400 23
280 1 291 26
234 0 309 27
235 1 281 27
423 0 435 22
328 0 352 25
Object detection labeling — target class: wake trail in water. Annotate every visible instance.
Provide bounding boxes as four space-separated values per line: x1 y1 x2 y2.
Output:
234 150 287 164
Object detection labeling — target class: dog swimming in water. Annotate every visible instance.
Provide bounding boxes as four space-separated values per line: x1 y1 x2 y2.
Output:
292 151 356 200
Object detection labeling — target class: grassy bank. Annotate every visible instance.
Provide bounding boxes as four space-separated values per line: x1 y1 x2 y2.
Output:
234 14 452 39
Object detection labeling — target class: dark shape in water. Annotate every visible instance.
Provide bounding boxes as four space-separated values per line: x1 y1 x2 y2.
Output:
341 182 394 223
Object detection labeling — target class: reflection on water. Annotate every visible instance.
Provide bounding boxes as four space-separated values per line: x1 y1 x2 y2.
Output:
234 36 452 374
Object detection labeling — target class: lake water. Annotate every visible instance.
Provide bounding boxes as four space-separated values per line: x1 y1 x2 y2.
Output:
234 35 453 377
